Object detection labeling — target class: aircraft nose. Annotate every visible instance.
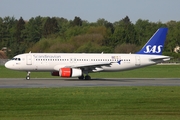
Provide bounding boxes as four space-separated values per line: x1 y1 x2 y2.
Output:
5 61 11 69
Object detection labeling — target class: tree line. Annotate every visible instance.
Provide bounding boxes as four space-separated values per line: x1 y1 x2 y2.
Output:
0 16 180 59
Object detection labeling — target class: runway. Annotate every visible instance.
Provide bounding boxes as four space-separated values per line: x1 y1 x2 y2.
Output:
0 78 180 88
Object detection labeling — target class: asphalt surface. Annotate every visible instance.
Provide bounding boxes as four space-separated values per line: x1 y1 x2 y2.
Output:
0 78 180 88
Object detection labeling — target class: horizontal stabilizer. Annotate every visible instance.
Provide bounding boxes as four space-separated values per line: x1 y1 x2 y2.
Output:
150 56 171 62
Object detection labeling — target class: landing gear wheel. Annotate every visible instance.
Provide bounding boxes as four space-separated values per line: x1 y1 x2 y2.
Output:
26 76 30 80
85 75 91 80
78 75 84 80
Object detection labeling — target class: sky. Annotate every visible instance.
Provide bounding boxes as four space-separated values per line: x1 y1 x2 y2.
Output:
0 0 180 23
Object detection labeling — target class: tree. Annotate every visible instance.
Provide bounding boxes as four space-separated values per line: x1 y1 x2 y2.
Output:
112 16 137 47
166 21 180 52
96 18 108 26
0 17 5 48
43 17 59 37
8 17 27 56
0 16 16 49
15 17 25 43
114 43 138 53
96 18 114 34
24 16 43 44
71 16 82 26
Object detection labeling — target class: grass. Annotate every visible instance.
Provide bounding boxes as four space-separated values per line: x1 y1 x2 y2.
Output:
0 87 180 120
1 65 180 119
1 65 180 78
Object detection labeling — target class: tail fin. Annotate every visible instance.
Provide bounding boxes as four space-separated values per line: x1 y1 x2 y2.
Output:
136 28 168 55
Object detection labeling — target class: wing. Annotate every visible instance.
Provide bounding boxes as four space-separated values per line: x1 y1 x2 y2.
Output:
65 62 111 68
53 62 113 72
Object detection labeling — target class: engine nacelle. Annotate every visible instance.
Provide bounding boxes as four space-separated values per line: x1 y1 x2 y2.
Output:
51 68 82 77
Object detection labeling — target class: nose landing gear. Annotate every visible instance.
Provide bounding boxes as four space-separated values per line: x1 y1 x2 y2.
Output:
26 71 31 80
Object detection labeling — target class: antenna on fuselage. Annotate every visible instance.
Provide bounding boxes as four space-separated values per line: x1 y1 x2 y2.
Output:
29 51 31 53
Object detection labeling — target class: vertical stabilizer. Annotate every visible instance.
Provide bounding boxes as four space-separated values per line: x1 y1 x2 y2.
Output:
136 28 168 55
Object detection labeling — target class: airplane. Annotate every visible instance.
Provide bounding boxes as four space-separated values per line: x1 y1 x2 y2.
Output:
5 28 170 80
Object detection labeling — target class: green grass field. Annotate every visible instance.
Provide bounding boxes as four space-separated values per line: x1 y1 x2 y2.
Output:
1 65 180 120
1 87 180 120
1 65 180 78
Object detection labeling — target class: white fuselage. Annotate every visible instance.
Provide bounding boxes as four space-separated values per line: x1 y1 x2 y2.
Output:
5 53 170 73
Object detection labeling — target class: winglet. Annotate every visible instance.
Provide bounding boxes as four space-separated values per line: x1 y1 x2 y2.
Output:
136 28 168 55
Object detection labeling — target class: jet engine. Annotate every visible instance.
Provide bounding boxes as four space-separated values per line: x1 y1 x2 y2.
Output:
51 68 82 77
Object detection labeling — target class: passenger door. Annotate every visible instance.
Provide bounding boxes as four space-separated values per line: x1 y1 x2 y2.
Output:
26 55 32 65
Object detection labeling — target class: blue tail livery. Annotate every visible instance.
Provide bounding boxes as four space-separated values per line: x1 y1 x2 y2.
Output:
136 28 168 55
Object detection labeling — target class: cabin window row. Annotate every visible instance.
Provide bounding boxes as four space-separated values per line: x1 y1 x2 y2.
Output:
35 59 130 62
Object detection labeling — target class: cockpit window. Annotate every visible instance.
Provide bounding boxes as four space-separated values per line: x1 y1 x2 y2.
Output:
11 58 21 61
11 58 16 60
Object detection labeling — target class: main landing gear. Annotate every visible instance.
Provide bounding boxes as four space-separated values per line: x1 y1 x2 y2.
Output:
78 74 91 80
26 71 31 80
